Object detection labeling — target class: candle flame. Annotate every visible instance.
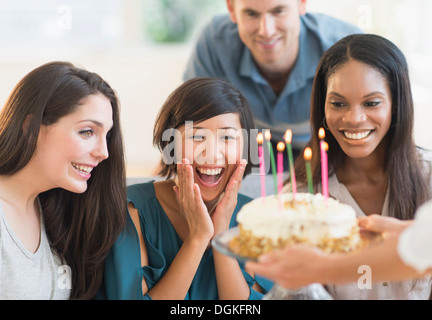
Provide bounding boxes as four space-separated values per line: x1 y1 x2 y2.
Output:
284 129 292 144
323 141 329 151
304 147 312 161
277 141 285 152
318 127 325 140
257 132 263 144
264 130 271 141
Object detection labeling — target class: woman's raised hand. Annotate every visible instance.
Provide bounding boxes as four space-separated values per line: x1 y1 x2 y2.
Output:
173 158 214 242
211 159 247 235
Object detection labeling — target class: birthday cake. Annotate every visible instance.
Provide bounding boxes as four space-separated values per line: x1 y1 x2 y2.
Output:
229 193 363 259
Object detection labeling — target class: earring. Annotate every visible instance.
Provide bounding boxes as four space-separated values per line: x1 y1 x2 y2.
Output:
322 117 329 130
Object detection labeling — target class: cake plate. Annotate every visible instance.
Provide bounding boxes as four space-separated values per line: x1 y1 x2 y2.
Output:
212 227 333 300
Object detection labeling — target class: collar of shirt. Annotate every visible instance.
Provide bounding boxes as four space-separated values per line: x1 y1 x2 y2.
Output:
328 173 390 217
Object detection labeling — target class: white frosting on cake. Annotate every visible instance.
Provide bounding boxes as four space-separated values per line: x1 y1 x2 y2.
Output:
237 193 358 245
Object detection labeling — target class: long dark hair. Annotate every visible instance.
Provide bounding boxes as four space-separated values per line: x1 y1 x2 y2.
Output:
295 34 430 220
153 77 255 178
0 61 127 299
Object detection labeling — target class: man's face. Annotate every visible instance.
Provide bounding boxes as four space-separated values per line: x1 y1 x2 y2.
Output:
227 0 306 72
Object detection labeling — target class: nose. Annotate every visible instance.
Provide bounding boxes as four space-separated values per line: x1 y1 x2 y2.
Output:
198 138 224 165
92 136 109 161
258 14 276 38
342 106 367 125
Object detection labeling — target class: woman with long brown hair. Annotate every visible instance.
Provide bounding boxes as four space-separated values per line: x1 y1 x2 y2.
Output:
250 34 432 299
297 34 431 222
0 61 126 299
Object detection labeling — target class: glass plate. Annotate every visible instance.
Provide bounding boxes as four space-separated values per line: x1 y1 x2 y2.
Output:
212 227 334 300
211 227 257 263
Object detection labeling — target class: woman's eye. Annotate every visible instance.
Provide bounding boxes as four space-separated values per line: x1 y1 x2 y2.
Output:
364 101 380 107
79 129 94 137
186 135 204 141
221 135 235 141
330 101 346 108
193 135 205 142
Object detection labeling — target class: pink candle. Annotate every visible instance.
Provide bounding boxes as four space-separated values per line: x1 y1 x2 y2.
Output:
276 142 285 194
319 128 329 200
257 133 266 203
277 142 285 211
322 141 329 198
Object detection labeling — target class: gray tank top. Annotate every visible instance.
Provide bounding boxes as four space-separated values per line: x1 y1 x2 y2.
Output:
0 202 71 299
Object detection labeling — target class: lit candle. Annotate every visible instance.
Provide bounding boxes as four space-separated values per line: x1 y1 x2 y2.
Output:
277 142 285 211
304 147 314 194
323 142 329 204
257 133 266 202
265 130 278 197
284 129 297 199
318 128 329 200
276 142 285 194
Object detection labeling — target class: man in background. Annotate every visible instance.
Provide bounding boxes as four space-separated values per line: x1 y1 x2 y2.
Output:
184 0 362 160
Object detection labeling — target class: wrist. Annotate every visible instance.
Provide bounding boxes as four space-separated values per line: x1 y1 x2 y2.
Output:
185 233 212 248
318 254 336 284
213 223 230 237
320 253 353 285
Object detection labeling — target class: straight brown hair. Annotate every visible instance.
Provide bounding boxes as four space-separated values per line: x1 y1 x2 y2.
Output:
295 34 431 220
0 61 127 299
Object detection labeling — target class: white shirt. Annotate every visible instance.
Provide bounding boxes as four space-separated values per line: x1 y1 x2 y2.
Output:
398 199 432 273
324 173 432 300
0 202 71 300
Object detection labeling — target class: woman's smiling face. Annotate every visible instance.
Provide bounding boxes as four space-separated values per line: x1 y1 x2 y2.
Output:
32 93 113 193
177 113 244 203
324 59 393 160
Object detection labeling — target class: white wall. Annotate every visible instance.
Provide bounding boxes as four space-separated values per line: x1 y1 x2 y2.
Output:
0 46 190 176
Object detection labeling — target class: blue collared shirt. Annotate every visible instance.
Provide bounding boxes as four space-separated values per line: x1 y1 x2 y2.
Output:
184 13 362 149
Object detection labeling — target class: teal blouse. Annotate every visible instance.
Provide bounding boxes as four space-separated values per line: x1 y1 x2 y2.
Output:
104 181 272 300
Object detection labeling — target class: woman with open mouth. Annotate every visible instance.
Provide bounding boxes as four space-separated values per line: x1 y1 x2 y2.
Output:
248 34 432 300
0 61 126 300
104 77 272 300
